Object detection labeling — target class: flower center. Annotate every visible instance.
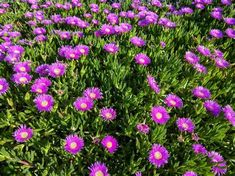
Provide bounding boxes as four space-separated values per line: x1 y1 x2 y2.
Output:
105 28 110 33
0 85 3 90
70 142 77 149
109 48 114 52
54 68 61 75
89 93 96 99
156 112 162 119
70 53 75 58
139 58 145 63
154 151 162 160
41 100 48 107
80 103 87 109
169 100 176 106
20 132 28 139
80 49 85 53
106 142 113 148
14 50 20 54
182 123 188 129
105 112 112 119
36 88 42 93
198 91 204 97
19 67 26 72
95 171 104 176
19 77 27 83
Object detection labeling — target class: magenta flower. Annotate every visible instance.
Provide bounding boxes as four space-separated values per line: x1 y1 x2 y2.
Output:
31 83 48 94
0 78 9 95
101 135 118 154
215 58 230 69
33 94 54 112
151 106 170 124
192 86 211 99
221 0 231 5
12 72 32 85
103 43 119 54
184 51 200 64
136 123 150 134
224 18 235 25
210 29 223 38
130 36 146 47
176 118 195 133
134 53 151 66
208 151 224 163
73 97 94 111
149 144 169 168
35 64 49 76
203 100 221 116
225 28 235 39
48 62 66 78
223 105 235 126
83 87 103 100
75 45 89 56
147 75 160 94
135 172 142 176
183 171 197 176
212 162 227 176
64 134 84 155
89 162 109 176
13 61 31 73
197 45 211 57
193 63 207 74
100 24 114 35
13 125 33 142
165 94 183 109
34 77 52 87
192 144 207 155
100 107 117 121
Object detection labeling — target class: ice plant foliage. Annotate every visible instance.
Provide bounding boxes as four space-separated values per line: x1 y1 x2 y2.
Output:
0 0 234 175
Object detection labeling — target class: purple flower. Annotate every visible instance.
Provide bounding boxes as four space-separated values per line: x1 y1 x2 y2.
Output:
100 107 116 121
225 28 235 39
197 45 211 57
192 144 207 155
193 63 207 74
211 8 223 20
34 77 52 87
165 94 183 109
48 62 66 78
33 27 46 35
136 123 150 134
176 118 195 133
7 45 24 56
33 94 54 112
203 100 221 116
13 61 31 73
100 24 114 35
151 106 170 124
103 43 119 54
64 134 84 155
83 87 103 100
89 162 109 176
183 171 197 176
73 97 94 111
184 51 200 64
224 18 235 25
12 72 32 85
13 125 33 142
107 13 119 25
223 105 235 126
160 41 166 48
134 53 151 66
0 78 9 95
215 58 230 69
208 151 224 163
210 29 223 39
101 135 118 154
221 0 231 5
35 64 49 76
74 45 89 56
212 162 227 176
192 86 211 99
35 35 47 42
149 144 169 168
147 75 160 94
31 83 48 94
135 171 142 176
130 36 146 47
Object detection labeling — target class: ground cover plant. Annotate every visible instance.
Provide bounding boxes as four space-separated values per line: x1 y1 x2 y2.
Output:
0 0 234 175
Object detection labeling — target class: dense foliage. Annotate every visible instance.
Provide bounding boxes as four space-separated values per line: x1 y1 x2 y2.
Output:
0 0 234 175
